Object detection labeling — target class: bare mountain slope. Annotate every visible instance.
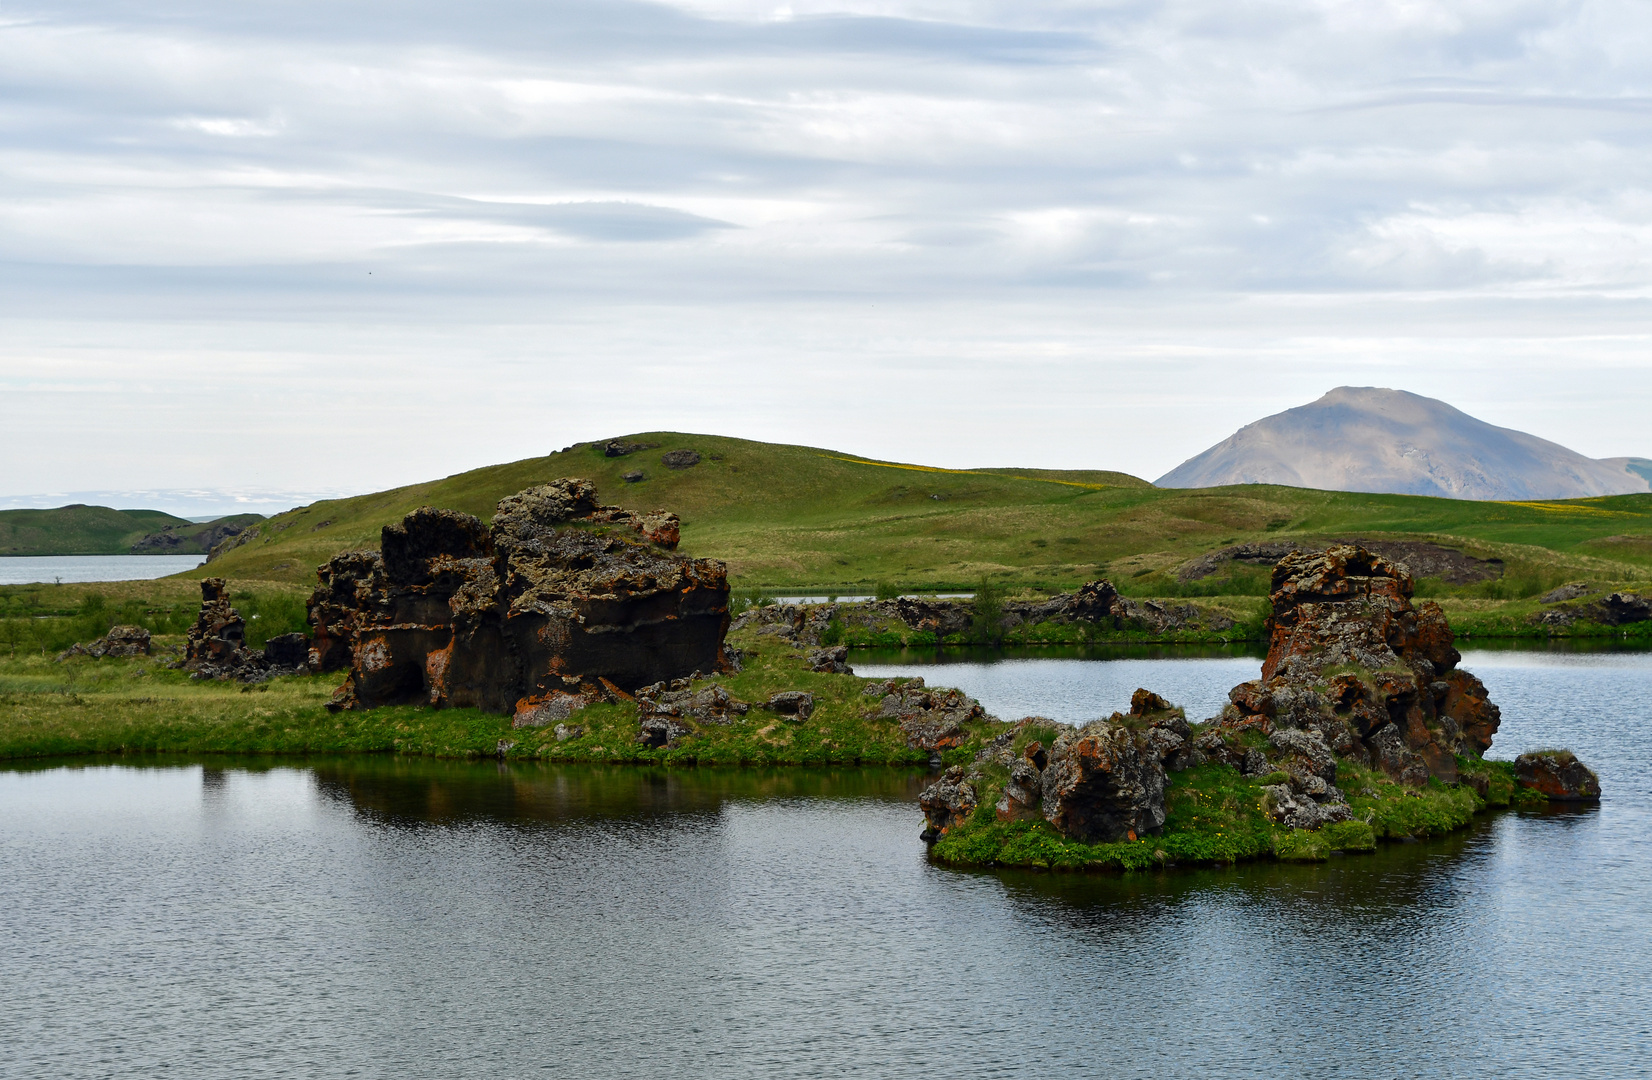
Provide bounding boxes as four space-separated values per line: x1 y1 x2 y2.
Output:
1157 387 1649 500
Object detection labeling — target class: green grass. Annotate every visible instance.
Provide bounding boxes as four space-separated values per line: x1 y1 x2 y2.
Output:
929 751 1529 871
180 432 1652 596
0 619 944 767
0 505 262 556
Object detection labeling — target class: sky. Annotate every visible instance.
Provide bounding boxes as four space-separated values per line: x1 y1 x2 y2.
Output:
3 0 1651 516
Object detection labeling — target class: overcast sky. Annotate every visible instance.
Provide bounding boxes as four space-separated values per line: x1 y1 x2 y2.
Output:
3 0 1651 514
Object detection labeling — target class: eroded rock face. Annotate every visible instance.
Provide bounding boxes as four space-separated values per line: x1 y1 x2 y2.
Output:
1515 751 1602 802
186 578 246 666
918 766 978 840
1218 544 1500 787
316 480 730 715
1041 721 1166 843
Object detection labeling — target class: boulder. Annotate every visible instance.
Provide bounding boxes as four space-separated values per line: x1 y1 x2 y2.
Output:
661 449 701 469
880 685 984 750
262 633 311 669
806 645 852 674
1040 720 1166 843
763 690 813 721
918 766 979 840
315 481 730 714
57 624 153 660
1515 751 1602 802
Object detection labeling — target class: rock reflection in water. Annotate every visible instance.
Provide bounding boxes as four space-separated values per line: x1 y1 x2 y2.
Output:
3 643 1648 1080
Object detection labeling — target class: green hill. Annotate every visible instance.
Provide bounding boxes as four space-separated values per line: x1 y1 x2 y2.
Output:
0 506 265 557
194 433 1652 596
0 505 192 556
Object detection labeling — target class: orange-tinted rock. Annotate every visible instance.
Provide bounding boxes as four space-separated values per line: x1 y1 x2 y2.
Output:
1515 751 1601 802
317 481 729 714
1255 544 1500 784
1040 721 1165 843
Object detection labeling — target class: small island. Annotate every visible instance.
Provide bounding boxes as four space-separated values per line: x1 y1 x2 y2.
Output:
4 479 1602 871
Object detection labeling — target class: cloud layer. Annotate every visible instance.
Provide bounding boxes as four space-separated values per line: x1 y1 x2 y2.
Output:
3 0 1651 507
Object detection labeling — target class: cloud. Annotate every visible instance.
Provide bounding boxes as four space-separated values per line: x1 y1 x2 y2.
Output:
1 0 1651 504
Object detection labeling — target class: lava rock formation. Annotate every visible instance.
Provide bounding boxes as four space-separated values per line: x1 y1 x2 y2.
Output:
314 480 730 714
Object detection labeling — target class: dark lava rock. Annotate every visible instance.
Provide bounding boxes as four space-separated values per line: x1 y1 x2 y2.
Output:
661 449 701 469
764 690 814 721
262 633 310 668
57 624 152 660
1179 539 1503 586
186 578 247 666
1515 750 1602 802
316 480 729 714
880 685 985 750
1234 543 1499 785
1538 582 1593 604
604 439 658 458
1040 720 1166 843
622 471 645 483
918 766 978 840
806 645 851 674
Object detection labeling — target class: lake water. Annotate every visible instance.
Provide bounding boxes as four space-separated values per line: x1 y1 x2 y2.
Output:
0 554 202 585
3 648 1650 1077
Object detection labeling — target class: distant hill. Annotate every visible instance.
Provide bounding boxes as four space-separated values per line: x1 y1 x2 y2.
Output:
192 432 1652 592
1157 387 1650 501
0 505 264 556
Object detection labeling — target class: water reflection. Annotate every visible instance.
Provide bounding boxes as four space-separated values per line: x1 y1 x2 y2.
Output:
3 643 1649 1077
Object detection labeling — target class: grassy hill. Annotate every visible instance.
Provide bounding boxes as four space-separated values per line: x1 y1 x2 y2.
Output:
0 505 191 556
194 433 1652 597
0 506 265 556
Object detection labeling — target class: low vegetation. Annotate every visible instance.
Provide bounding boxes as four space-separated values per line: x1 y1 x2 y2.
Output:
184 432 1652 598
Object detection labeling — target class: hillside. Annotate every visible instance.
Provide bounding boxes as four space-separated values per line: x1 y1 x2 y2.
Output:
194 432 1652 595
0 506 264 556
0 505 191 556
1157 387 1649 500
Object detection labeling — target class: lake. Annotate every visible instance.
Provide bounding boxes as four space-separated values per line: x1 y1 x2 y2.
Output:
3 647 1649 1077
0 554 203 585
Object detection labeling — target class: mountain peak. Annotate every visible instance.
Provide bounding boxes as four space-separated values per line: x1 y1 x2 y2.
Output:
1156 389 1648 500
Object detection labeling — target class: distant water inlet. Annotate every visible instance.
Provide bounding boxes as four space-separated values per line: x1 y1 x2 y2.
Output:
0 555 203 585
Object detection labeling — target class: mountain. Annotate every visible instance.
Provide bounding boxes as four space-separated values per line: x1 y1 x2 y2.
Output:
1156 387 1650 500
0 505 264 556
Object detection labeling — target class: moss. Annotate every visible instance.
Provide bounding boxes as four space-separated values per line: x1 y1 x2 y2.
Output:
1322 819 1377 852
1274 829 1330 862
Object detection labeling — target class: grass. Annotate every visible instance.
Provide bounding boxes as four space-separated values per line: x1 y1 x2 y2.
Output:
0 505 262 556
930 752 1530 871
0 579 312 657
0 619 946 767
178 431 1652 596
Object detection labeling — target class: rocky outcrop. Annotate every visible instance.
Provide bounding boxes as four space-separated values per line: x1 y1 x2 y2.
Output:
806 646 851 674
1515 751 1602 802
1536 590 1652 629
57 624 151 660
186 578 248 666
1214 544 1500 789
1179 539 1503 586
179 579 312 682
316 480 730 715
921 688 1194 844
864 677 986 751
923 543 1609 852
918 766 978 841
133 516 261 556
661 449 701 469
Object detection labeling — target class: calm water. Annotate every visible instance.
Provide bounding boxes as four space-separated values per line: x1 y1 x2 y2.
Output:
0 555 202 585
3 648 1650 1078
